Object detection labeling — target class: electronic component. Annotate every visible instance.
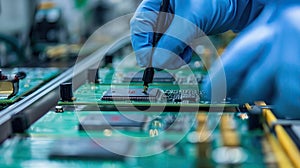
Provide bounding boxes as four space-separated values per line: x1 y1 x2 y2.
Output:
55 105 64 113
49 138 132 160
0 70 26 99
78 113 147 131
164 90 200 103
123 71 174 83
0 80 19 99
101 88 163 101
175 72 203 84
60 83 74 102
0 68 60 109
181 90 199 102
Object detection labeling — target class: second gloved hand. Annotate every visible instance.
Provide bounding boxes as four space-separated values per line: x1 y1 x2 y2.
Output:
202 1 300 119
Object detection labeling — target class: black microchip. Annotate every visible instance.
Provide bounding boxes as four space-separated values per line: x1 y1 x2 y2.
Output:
123 71 174 82
49 138 132 160
79 113 147 131
101 88 162 101
181 90 199 103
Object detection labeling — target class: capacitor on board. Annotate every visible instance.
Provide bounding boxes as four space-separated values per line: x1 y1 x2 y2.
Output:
60 82 74 101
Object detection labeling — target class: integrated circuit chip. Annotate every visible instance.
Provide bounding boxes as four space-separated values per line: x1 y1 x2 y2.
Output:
101 88 163 101
164 90 200 103
123 71 174 82
49 138 132 160
78 113 147 131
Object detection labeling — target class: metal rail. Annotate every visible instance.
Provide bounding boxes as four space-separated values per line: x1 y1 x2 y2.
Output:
0 35 131 143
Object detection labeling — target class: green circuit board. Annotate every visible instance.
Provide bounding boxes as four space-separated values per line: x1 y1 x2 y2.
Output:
60 52 236 110
0 39 299 168
58 83 238 112
0 110 275 168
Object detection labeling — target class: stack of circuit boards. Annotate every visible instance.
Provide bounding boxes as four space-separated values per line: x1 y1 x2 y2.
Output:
0 52 299 168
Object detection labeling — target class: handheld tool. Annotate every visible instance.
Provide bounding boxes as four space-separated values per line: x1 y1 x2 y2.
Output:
142 0 170 94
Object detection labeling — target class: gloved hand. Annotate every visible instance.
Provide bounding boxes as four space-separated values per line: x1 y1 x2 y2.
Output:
203 0 300 119
130 0 264 69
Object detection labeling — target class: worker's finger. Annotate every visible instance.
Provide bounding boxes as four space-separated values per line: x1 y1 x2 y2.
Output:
152 35 192 69
150 13 202 69
130 0 172 67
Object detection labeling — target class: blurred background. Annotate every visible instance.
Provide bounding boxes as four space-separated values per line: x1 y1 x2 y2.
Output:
0 0 143 67
0 0 235 68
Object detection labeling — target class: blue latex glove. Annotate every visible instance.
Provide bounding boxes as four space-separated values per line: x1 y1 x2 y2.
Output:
203 0 300 119
130 0 264 69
